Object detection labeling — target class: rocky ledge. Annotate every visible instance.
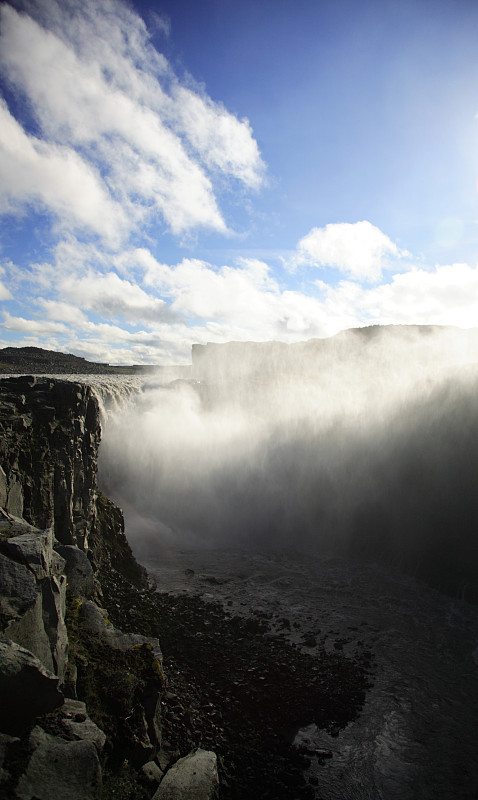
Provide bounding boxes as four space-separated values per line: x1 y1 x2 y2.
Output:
0 376 370 800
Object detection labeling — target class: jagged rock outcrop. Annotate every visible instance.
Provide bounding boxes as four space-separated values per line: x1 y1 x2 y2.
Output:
80 598 162 661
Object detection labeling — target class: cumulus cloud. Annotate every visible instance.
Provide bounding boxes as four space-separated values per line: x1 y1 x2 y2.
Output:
141 252 331 337
0 100 127 244
345 262 478 327
59 270 176 323
38 300 89 327
2 310 68 335
0 0 265 240
295 221 409 282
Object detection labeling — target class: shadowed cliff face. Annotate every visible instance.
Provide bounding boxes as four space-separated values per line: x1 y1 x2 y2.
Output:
99 326 478 601
0 376 158 798
0 376 144 586
0 376 100 549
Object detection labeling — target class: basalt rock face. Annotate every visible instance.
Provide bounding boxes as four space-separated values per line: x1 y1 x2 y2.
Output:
0 377 168 799
0 376 99 550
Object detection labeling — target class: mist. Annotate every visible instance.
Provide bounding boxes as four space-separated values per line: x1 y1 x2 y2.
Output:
98 325 478 601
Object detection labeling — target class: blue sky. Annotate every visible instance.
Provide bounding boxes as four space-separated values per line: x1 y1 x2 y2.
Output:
1 0 478 364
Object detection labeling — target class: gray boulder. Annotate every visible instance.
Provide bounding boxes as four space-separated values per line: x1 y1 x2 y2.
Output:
3 588 54 674
4 529 57 580
79 601 163 758
80 600 162 663
0 638 63 734
15 726 101 800
60 699 106 753
0 552 37 620
142 760 163 783
0 528 69 680
153 749 219 800
54 544 94 597
5 475 24 518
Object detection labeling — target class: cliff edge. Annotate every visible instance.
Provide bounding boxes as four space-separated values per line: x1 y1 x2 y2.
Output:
0 377 218 800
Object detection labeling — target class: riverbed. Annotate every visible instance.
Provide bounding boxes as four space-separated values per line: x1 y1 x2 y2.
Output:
143 547 478 800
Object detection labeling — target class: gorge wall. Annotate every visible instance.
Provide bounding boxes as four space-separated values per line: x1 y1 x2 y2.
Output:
0 376 218 800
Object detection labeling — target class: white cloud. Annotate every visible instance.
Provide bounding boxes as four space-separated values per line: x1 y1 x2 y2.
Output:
143 256 275 321
2 311 68 335
0 0 264 239
5 223 478 366
140 251 333 338
0 100 127 244
173 87 265 189
295 221 408 282
353 262 478 327
38 300 89 327
59 270 175 323
0 283 12 301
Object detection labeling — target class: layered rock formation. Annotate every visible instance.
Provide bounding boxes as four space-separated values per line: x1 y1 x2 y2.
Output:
0 376 218 800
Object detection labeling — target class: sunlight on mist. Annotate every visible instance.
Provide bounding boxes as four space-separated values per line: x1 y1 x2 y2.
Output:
98 326 478 600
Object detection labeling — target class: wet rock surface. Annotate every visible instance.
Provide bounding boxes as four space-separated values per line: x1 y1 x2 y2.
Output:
145 550 478 800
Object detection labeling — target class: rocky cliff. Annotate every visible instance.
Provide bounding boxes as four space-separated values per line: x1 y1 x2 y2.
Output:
0 377 218 800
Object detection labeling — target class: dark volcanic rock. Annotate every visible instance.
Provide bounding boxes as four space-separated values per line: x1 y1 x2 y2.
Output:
54 545 95 598
0 376 161 798
15 725 102 800
0 638 63 735
0 377 99 549
0 345 108 375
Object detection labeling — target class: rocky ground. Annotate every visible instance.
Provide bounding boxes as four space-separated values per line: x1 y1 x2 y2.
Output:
98 560 372 800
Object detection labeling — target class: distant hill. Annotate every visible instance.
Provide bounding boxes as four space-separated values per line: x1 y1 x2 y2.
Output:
0 346 151 375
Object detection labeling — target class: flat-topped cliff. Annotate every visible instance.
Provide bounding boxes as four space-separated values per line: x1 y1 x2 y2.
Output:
192 325 478 382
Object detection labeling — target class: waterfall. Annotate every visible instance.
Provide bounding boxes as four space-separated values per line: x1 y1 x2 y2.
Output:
90 333 478 602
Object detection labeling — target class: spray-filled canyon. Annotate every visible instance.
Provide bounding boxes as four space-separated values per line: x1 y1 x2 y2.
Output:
2 325 478 799
99 324 478 603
